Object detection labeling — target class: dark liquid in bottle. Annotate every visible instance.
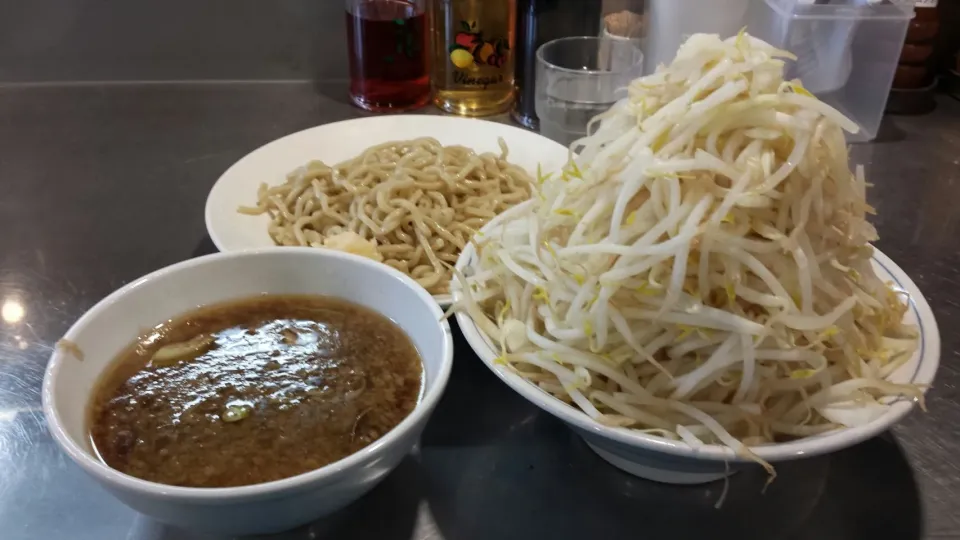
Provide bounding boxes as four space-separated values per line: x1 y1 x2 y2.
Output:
346 0 430 111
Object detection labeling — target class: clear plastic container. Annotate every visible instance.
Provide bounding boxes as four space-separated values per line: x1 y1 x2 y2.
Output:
747 0 915 142
644 0 752 74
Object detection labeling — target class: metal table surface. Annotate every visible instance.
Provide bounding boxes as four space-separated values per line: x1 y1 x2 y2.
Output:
0 81 958 540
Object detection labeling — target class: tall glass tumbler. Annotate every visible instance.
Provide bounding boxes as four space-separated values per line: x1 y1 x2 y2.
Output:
345 0 431 111
535 36 643 146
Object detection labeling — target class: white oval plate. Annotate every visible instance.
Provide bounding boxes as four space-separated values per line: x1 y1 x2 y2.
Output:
205 115 571 305
454 199 941 463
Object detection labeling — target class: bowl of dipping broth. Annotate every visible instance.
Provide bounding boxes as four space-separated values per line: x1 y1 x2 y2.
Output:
42 248 453 535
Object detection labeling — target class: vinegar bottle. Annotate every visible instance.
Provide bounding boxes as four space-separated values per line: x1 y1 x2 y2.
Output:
430 0 517 116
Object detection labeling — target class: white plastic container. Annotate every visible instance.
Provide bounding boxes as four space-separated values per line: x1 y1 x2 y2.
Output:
644 0 752 73
747 0 915 141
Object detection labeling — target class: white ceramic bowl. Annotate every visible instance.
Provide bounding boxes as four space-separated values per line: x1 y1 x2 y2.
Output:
454 201 940 484
42 248 454 535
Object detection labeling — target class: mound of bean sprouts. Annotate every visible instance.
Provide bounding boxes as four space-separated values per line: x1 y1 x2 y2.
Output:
454 33 921 469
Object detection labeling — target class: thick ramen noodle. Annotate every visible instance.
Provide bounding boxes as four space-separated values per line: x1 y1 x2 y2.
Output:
239 137 534 294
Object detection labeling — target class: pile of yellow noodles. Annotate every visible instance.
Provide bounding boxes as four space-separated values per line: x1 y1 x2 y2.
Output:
240 137 533 294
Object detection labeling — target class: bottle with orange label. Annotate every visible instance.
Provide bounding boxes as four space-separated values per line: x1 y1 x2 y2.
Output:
429 0 517 116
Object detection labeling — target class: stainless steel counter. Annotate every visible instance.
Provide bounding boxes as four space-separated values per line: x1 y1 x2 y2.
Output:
1 80 958 540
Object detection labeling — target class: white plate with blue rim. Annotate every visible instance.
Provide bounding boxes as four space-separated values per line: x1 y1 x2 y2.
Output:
204 115 571 306
454 200 941 484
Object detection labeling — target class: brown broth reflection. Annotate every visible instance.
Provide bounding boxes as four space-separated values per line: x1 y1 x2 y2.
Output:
88 295 423 488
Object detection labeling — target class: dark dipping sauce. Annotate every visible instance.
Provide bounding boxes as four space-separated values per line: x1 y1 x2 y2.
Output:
88 295 423 488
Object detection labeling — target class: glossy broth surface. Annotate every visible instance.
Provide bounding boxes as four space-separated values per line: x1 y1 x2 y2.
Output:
89 294 423 488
